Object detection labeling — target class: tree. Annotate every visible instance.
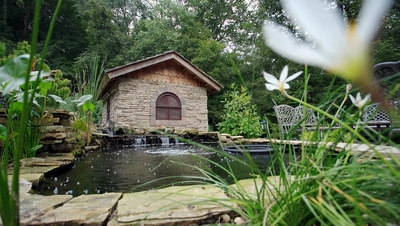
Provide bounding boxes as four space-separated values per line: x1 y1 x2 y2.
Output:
74 0 130 70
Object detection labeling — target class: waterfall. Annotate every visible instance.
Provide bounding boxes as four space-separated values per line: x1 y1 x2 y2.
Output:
160 136 170 145
134 137 146 146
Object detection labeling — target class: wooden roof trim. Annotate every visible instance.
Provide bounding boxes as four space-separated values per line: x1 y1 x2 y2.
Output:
169 54 222 92
105 51 223 92
107 54 175 79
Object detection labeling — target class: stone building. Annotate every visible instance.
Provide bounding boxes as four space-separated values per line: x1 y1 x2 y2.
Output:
98 51 223 132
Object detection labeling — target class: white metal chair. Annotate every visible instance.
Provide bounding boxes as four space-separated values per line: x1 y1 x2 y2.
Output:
273 104 318 138
273 104 295 137
362 103 399 137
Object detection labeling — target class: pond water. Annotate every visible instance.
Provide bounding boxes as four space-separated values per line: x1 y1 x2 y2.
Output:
37 143 289 197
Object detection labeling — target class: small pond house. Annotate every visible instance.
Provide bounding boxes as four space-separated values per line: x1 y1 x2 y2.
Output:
98 51 223 132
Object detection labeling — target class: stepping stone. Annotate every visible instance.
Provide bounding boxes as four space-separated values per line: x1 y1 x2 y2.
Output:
27 193 122 225
116 185 234 225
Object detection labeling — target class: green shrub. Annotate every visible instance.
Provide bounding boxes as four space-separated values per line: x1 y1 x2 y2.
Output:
46 70 71 109
218 84 262 138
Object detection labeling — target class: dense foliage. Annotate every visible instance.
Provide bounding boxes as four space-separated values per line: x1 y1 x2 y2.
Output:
1 0 399 132
218 84 263 138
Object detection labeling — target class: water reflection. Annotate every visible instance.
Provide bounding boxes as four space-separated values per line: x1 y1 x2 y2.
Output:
37 143 289 196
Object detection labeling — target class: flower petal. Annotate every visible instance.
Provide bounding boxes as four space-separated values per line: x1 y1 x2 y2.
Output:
356 92 362 102
263 71 279 84
263 22 332 68
364 93 371 102
280 65 289 81
286 71 303 83
349 94 356 105
282 0 347 56
265 84 278 91
356 0 393 48
283 83 290 90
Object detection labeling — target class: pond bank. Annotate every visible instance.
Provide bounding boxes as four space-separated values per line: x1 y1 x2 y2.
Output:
5 138 400 225
8 153 258 225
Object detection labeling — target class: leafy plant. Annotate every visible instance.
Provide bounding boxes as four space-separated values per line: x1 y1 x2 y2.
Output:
74 56 104 124
218 84 262 138
45 70 71 109
72 94 94 146
0 1 63 225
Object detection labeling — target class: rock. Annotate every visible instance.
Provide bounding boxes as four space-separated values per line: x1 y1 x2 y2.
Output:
85 146 101 151
220 133 231 138
230 136 244 140
174 129 186 136
49 143 74 153
117 185 235 225
234 216 246 225
59 119 73 126
41 132 66 140
221 213 230 223
0 178 73 225
186 129 199 136
28 193 122 225
165 127 175 134
40 139 63 145
43 125 65 133
66 132 78 139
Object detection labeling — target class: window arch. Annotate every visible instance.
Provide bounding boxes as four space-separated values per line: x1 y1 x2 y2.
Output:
156 92 182 120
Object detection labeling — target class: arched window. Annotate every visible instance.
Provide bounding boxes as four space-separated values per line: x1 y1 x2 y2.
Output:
156 92 182 120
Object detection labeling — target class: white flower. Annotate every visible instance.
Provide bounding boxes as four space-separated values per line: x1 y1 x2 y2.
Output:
349 92 371 109
263 0 392 81
263 65 302 93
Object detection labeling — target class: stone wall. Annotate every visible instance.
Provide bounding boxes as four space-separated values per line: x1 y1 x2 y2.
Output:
101 65 210 132
0 109 79 154
38 110 79 154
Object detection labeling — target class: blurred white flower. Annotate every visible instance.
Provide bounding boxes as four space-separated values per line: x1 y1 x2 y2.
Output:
263 0 392 82
263 65 302 93
350 92 371 109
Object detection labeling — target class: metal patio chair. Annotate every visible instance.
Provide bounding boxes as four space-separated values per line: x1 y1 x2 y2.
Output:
273 104 318 138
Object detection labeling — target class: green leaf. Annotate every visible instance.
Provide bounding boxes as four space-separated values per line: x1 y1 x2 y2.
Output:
0 54 30 84
48 94 67 105
72 94 93 107
8 101 24 113
82 102 95 113
0 124 6 141
39 78 53 96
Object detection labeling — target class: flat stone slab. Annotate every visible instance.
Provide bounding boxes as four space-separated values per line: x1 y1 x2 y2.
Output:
20 194 73 225
117 185 234 225
0 179 72 226
18 166 61 175
232 176 282 200
339 143 400 158
8 174 44 187
28 193 122 225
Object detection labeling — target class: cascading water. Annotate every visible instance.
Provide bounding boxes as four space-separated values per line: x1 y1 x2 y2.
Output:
160 136 170 145
134 137 146 146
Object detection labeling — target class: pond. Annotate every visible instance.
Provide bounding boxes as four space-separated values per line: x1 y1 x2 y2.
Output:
37 143 290 197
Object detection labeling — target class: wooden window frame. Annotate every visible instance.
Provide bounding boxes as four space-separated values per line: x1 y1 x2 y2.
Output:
156 92 182 120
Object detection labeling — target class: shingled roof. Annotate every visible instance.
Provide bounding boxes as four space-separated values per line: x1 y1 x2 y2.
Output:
98 51 223 99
